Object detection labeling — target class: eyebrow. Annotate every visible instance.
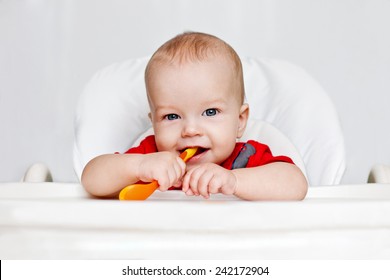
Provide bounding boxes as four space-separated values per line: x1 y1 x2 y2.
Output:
200 98 229 107
153 104 179 114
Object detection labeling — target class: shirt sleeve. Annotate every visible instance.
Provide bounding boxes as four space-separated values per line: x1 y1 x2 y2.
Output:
246 140 294 168
123 135 158 154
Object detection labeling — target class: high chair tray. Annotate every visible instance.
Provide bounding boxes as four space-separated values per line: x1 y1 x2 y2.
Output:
1 182 390 259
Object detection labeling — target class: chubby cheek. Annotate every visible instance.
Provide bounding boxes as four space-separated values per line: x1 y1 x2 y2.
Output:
212 133 238 162
154 129 178 152
219 141 236 162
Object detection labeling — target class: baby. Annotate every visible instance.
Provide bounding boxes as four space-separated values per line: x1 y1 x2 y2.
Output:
81 32 308 200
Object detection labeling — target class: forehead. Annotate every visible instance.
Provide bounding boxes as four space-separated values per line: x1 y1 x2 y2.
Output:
148 53 235 75
146 47 244 103
147 58 238 100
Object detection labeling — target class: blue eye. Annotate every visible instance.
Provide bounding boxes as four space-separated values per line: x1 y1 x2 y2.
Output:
165 114 180 120
203 108 218 116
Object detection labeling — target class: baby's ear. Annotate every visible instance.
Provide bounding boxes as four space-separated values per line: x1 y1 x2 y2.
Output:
237 103 249 138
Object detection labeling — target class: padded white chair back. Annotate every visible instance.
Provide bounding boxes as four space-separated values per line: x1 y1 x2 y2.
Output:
74 57 346 186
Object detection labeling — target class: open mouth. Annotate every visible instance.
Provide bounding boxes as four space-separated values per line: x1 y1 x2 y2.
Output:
180 147 208 157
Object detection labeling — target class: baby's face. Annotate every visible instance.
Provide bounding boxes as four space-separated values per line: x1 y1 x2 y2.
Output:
147 56 248 167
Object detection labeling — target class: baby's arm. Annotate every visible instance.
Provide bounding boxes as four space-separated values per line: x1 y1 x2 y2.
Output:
81 152 186 198
182 162 307 200
232 162 308 200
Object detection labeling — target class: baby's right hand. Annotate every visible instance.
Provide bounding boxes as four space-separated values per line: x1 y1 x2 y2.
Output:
136 152 186 191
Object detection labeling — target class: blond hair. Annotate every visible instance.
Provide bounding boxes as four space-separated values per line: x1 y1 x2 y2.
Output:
145 32 245 103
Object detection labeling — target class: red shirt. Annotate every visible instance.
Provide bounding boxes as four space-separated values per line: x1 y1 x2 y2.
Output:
124 135 293 169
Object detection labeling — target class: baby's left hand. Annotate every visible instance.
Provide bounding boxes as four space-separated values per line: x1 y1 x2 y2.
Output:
182 163 237 198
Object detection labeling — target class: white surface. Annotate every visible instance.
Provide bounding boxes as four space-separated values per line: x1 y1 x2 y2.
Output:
1 182 390 259
74 57 343 186
1 1 390 184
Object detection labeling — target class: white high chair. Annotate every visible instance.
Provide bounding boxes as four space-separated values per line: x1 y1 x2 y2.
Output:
7 58 390 260
73 56 346 186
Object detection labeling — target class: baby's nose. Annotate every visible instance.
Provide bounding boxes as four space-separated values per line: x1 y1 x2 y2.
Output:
181 120 202 137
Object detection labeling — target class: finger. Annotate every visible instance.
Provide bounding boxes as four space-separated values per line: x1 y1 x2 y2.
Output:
167 158 185 188
185 189 195 196
158 169 172 191
176 156 186 174
182 167 196 193
166 166 178 188
197 171 213 198
188 167 206 196
208 176 223 194
174 158 186 182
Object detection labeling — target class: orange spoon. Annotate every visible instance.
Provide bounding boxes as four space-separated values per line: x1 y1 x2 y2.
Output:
119 147 198 200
